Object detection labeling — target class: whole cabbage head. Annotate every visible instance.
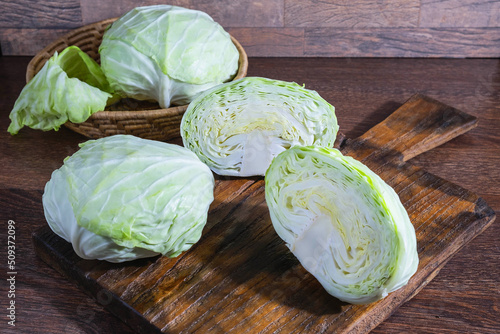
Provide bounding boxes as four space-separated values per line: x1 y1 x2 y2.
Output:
181 77 338 177
99 5 240 108
265 145 419 304
43 135 215 263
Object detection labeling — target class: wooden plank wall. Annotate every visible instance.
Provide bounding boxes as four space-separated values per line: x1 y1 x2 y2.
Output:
1 0 499 57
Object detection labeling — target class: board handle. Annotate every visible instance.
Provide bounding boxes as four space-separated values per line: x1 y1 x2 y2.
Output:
344 94 478 162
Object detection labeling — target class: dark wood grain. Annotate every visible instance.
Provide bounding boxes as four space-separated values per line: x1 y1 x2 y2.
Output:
304 27 500 57
1 57 499 334
419 0 500 28
355 94 478 162
2 0 500 57
0 28 72 56
0 0 82 28
226 27 304 57
80 0 283 27
285 0 420 28
30 94 495 333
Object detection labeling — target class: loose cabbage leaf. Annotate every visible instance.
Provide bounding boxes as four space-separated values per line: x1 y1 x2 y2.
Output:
181 77 339 177
99 5 239 108
265 146 419 304
43 135 215 262
8 46 114 135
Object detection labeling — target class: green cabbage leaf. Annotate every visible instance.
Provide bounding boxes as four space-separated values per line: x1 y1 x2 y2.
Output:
8 46 115 135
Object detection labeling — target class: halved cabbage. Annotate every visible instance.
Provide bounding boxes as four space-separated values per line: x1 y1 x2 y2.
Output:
8 46 115 134
99 5 239 108
43 135 215 262
181 77 338 177
265 146 418 304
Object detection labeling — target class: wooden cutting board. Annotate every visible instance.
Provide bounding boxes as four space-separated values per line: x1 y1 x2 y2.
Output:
32 94 496 334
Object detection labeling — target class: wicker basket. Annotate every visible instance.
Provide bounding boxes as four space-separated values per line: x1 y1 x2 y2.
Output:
26 18 248 141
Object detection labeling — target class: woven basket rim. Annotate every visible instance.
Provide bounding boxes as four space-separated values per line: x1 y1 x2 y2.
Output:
25 17 249 121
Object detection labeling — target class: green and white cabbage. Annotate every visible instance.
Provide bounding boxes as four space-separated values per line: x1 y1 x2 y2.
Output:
43 135 214 263
99 5 239 108
181 77 338 177
8 46 115 134
265 146 418 304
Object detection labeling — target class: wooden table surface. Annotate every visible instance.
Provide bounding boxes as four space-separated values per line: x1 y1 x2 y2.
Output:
1 56 498 333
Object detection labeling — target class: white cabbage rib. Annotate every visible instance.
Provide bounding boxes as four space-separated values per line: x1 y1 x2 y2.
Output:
265 146 418 304
43 135 215 263
181 77 338 177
